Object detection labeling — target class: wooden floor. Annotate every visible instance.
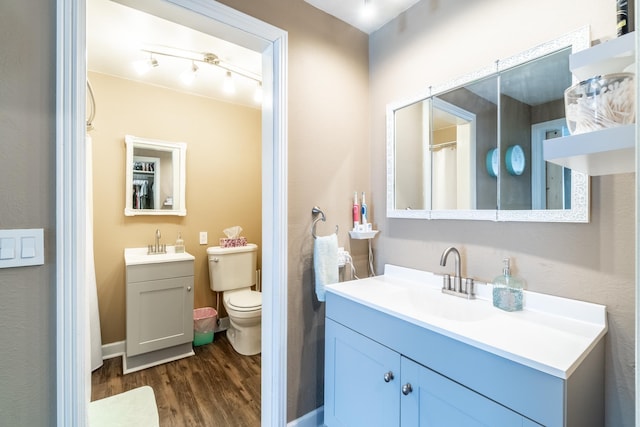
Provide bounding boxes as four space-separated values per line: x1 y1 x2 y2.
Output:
91 332 261 427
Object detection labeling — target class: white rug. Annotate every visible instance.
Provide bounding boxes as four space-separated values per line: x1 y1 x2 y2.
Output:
89 386 160 427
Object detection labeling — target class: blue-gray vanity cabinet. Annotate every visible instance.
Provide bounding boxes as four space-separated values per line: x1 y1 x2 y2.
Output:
324 289 603 427
325 318 400 426
325 318 538 427
400 356 540 427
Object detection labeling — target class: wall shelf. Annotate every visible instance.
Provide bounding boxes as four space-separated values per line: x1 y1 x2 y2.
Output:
543 32 636 176
348 230 379 240
570 31 635 80
543 125 635 176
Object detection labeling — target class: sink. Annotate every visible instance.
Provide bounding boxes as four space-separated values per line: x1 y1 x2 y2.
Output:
339 272 493 324
124 246 195 266
404 290 493 322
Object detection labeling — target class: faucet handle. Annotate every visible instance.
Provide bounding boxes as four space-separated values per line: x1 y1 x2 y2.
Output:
442 274 451 291
465 277 475 298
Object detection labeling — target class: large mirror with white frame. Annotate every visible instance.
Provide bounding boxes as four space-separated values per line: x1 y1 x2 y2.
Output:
387 27 591 222
124 134 187 216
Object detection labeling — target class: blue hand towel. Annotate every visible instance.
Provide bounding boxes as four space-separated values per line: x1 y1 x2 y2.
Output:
313 234 339 302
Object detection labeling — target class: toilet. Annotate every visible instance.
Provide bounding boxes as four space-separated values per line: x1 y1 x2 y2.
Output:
206 243 261 356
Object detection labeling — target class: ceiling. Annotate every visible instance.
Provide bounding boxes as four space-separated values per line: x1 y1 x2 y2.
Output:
87 0 263 108
304 0 422 34
87 0 421 107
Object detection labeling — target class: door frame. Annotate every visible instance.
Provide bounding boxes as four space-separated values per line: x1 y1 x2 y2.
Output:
55 0 288 425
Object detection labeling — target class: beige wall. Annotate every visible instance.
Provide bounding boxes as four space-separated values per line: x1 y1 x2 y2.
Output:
371 1 634 426
88 71 262 344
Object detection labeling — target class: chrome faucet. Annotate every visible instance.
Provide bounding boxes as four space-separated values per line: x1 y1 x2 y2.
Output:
439 246 474 299
440 246 461 292
148 228 167 254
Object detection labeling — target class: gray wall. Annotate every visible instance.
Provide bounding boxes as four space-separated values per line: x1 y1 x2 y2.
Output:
370 1 634 426
0 1 56 426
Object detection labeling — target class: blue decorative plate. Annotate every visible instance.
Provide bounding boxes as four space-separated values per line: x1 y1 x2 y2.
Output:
505 145 525 176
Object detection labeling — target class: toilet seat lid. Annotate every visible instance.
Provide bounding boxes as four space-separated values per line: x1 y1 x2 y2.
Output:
227 290 261 311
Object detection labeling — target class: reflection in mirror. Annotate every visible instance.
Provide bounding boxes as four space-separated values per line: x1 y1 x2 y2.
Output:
432 75 498 211
394 99 428 210
499 48 572 210
125 135 187 216
386 26 590 222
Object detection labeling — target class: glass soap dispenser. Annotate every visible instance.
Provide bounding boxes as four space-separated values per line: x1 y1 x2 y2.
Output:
492 257 524 312
175 232 185 253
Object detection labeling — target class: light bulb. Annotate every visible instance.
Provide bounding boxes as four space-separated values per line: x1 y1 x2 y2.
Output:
223 71 236 95
133 56 158 75
361 0 376 19
179 61 198 86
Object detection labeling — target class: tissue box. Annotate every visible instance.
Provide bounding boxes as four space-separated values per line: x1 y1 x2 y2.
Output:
219 237 247 248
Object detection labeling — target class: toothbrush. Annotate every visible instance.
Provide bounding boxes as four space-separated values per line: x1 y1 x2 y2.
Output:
353 192 360 230
361 192 368 225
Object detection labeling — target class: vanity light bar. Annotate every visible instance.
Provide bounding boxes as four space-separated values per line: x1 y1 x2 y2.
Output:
138 45 262 84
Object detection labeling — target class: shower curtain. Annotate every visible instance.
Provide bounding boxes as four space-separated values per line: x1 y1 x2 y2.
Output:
432 147 458 209
87 134 103 371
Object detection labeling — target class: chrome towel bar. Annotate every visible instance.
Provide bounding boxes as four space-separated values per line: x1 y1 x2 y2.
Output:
311 206 338 239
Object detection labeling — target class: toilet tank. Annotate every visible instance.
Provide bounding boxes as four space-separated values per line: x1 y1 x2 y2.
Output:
207 244 257 292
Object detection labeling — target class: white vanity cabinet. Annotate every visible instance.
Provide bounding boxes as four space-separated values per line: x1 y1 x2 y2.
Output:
124 248 195 373
324 267 606 427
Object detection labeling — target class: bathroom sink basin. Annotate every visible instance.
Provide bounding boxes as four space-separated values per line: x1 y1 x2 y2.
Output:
124 246 195 266
334 270 494 324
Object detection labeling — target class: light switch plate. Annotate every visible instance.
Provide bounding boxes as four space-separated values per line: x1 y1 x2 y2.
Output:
0 238 16 260
0 229 44 268
199 231 208 245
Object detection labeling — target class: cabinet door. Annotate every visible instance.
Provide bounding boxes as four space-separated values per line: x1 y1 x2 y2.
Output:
400 357 525 427
325 319 401 427
126 276 194 356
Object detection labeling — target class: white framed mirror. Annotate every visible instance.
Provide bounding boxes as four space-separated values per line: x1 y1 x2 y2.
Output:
124 134 187 216
387 27 591 222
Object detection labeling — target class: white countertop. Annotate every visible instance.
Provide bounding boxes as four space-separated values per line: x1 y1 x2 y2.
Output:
325 264 607 379
124 246 195 265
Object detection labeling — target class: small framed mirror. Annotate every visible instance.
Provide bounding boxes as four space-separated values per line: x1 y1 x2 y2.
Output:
124 135 187 216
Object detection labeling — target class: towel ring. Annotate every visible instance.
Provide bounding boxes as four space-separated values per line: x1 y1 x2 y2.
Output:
311 206 338 239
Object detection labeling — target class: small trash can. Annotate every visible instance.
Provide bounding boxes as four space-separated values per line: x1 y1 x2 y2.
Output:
193 307 217 346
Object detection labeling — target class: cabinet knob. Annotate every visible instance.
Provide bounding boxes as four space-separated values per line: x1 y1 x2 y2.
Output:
402 383 413 395
383 371 394 383
187 286 192 292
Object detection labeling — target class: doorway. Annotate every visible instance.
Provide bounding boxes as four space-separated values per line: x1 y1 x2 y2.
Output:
531 118 571 210
56 1 288 425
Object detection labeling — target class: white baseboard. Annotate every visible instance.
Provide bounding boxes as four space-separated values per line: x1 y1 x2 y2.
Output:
101 340 125 360
100 318 230 361
287 406 324 427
